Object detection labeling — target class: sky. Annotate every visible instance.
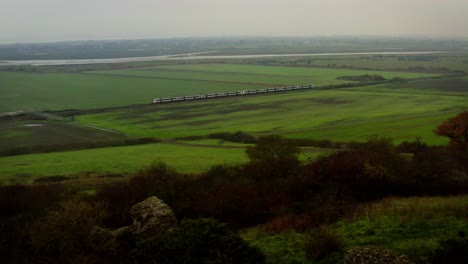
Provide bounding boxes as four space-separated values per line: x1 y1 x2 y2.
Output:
1 0 468 43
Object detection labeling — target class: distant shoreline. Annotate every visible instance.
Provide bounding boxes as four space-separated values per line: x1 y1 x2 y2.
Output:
0 51 452 66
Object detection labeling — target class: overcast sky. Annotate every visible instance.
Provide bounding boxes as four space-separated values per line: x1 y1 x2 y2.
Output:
1 0 467 43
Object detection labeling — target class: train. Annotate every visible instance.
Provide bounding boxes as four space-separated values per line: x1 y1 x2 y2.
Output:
152 84 315 104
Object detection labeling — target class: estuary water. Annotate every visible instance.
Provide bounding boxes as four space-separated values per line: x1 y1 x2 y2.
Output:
0 51 448 66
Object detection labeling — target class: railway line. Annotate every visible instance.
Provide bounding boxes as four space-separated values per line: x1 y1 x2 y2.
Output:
153 84 315 104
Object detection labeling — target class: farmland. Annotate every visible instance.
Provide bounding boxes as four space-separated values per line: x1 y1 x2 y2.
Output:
247 53 468 73
0 64 436 113
0 55 467 182
77 78 468 144
90 63 436 87
0 120 127 154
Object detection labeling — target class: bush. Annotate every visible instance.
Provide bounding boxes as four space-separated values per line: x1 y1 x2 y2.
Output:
0 184 66 218
246 135 301 180
126 218 265 264
95 161 184 227
29 199 107 263
431 235 468 264
305 226 343 261
208 131 257 144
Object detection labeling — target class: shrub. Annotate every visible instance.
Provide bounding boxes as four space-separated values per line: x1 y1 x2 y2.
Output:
430 235 468 264
305 226 343 261
33 175 71 183
246 135 301 180
126 218 265 264
95 161 183 227
0 184 66 218
29 199 107 263
208 131 257 144
396 138 429 154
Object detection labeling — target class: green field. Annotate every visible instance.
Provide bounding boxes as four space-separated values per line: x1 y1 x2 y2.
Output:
77 78 468 144
0 64 436 113
0 71 270 113
0 120 126 153
0 142 247 184
0 141 328 184
247 53 468 73
91 63 436 87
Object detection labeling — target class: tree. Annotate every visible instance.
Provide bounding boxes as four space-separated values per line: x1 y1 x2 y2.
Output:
245 135 301 179
434 111 468 151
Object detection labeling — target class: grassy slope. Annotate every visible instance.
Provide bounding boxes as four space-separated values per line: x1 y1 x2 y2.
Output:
242 195 468 264
0 142 250 184
0 141 327 183
77 84 468 144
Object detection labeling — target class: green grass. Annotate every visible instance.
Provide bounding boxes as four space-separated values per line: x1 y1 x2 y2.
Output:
255 53 468 72
242 195 468 264
0 120 126 152
337 196 468 263
242 230 310 264
178 139 252 147
151 64 436 78
0 140 327 183
77 83 468 144
0 71 266 113
0 142 251 184
90 63 435 87
0 63 436 113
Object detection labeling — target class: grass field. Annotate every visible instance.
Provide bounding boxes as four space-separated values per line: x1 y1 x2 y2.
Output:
242 195 468 264
0 142 247 184
0 120 126 153
0 64 436 113
248 53 468 73
77 77 468 144
0 141 328 184
90 63 436 87
0 71 270 113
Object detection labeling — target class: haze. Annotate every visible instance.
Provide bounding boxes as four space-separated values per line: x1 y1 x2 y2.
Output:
1 0 468 43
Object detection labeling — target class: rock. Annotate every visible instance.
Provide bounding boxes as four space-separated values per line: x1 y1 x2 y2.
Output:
90 226 120 253
129 196 177 237
90 196 177 253
344 246 415 264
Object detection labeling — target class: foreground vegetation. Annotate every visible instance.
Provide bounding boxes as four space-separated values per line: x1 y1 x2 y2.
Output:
1 132 467 263
243 195 468 264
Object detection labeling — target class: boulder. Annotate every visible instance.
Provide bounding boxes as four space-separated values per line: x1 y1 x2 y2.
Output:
91 196 177 252
344 246 415 264
129 196 177 237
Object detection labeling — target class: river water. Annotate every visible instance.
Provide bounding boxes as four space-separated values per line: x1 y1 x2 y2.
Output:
0 51 448 66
